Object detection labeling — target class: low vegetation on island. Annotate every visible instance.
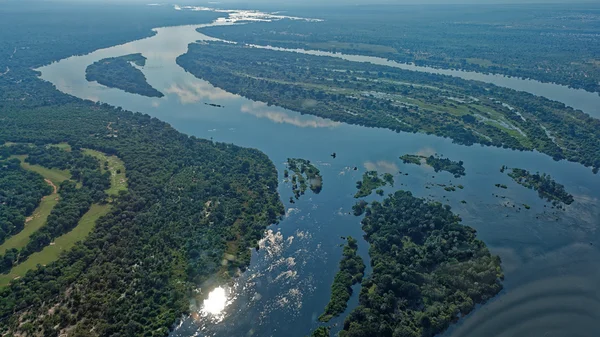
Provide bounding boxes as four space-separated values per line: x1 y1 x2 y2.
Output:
85 53 164 98
319 236 365 323
340 190 503 337
355 171 394 198
507 168 574 205
401 154 466 178
309 327 331 337
286 158 323 200
177 41 600 173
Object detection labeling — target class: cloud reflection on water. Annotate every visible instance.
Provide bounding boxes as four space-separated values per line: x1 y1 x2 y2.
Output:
165 81 239 104
241 102 340 128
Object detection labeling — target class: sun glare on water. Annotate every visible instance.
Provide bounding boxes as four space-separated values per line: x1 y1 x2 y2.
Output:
201 287 228 316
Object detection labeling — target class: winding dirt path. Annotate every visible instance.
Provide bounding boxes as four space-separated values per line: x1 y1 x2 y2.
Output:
45 179 58 195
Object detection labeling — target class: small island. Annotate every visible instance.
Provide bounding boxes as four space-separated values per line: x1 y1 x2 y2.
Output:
286 158 323 200
355 171 394 198
507 168 574 205
339 190 503 337
401 154 466 178
85 53 164 98
319 237 365 323
309 327 330 337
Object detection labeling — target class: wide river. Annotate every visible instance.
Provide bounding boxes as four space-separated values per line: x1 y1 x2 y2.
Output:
38 8 600 337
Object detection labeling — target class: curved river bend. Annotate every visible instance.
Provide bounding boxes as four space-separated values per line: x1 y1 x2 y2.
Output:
38 10 600 337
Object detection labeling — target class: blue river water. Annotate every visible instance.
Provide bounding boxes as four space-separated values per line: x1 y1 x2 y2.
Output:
38 8 600 337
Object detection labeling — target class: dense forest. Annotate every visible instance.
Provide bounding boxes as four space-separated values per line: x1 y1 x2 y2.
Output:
319 237 365 322
0 159 52 246
86 53 164 98
177 41 600 172
340 191 503 337
199 4 600 94
507 168 574 205
0 3 284 336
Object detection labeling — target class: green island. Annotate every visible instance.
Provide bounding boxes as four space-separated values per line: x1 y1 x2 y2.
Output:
286 158 323 200
401 154 466 178
0 4 283 335
319 236 365 323
199 6 600 94
355 171 394 198
85 53 164 98
352 200 369 216
340 190 503 337
309 327 331 337
177 41 600 173
507 168 574 205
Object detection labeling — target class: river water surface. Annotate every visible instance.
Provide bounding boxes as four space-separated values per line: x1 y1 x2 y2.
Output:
38 7 600 337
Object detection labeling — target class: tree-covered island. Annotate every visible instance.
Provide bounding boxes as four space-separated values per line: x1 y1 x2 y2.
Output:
286 158 323 200
507 168 574 205
355 171 394 198
339 190 503 337
401 154 465 178
319 236 365 322
177 41 600 173
85 53 164 98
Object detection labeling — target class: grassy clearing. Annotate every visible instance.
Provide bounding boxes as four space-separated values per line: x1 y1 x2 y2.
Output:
48 142 72 152
11 155 71 185
0 191 58 255
0 204 111 287
0 156 69 255
82 149 127 196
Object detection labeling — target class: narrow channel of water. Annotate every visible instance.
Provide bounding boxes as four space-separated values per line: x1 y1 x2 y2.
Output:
37 8 600 337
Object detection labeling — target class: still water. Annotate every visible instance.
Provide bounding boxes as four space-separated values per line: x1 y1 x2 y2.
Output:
38 8 600 337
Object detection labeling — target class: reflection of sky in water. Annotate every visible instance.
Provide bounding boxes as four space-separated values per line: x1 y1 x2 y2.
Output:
241 102 340 128
165 81 239 104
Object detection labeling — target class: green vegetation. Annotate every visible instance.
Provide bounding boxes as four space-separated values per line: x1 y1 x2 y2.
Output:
352 200 368 216
340 191 503 337
309 327 331 337
287 158 323 199
401 154 466 178
0 3 281 335
0 204 111 287
400 154 423 165
0 158 53 247
177 41 600 172
86 53 164 98
355 171 394 198
200 5 600 94
426 156 465 178
495 183 508 189
508 168 574 205
83 148 127 196
319 237 365 322
523 204 531 210
0 146 111 275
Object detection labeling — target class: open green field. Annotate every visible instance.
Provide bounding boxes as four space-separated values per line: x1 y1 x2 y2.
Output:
0 192 58 255
0 204 111 286
48 142 72 152
11 155 71 185
82 149 127 196
0 156 69 255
